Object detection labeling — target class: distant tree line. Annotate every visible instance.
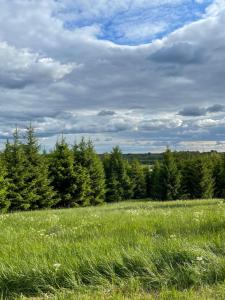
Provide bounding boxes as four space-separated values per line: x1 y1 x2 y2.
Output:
0 126 225 212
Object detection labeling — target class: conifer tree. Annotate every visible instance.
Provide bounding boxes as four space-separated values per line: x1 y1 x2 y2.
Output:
49 137 92 207
73 138 105 205
213 154 225 198
161 149 181 200
23 124 57 209
49 138 77 207
4 129 31 210
0 157 9 212
130 160 146 199
103 146 132 202
150 161 164 200
181 157 214 199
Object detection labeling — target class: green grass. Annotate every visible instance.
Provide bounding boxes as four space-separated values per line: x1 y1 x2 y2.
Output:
0 199 225 299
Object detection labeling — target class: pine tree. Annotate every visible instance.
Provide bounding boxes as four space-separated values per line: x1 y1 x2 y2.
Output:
0 157 9 212
23 124 57 209
181 157 214 199
103 146 132 202
129 160 146 199
213 154 225 198
73 138 105 205
4 129 31 210
49 138 77 207
49 137 92 207
150 161 164 200
161 149 181 200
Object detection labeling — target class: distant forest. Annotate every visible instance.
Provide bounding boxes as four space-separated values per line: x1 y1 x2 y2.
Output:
0 125 225 212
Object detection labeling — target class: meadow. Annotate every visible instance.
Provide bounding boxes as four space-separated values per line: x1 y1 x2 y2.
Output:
0 199 225 299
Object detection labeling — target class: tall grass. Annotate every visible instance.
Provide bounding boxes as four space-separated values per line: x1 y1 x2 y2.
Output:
0 199 224 299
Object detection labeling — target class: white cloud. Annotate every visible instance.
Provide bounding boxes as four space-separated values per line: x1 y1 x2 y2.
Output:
0 0 224 152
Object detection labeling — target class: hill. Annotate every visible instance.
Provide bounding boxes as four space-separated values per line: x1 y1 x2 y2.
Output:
0 199 225 299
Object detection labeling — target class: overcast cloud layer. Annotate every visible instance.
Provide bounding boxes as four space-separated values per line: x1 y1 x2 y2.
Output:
0 0 225 152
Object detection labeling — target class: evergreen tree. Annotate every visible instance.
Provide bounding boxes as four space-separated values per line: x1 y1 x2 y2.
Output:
150 161 164 200
181 157 214 199
213 154 225 198
161 149 181 200
129 160 146 199
49 138 91 207
73 138 105 205
103 146 132 202
0 158 9 212
4 129 31 210
49 138 77 207
23 124 57 209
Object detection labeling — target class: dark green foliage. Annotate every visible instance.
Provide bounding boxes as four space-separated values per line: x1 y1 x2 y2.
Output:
4 129 31 210
23 125 57 209
0 158 9 212
1 125 225 213
73 138 105 205
181 158 214 199
129 160 147 199
213 154 225 198
150 161 164 200
49 138 77 207
161 149 181 200
103 146 133 202
49 137 92 207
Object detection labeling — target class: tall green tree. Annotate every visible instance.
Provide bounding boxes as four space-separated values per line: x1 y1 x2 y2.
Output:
0 157 9 212
23 124 57 209
161 149 181 200
49 138 77 207
49 138 91 207
129 160 146 199
73 138 105 205
150 161 164 200
103 146 132 202
181 157 214 199
4 129 30 210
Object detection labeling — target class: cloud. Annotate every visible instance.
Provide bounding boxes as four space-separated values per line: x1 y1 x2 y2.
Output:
150 42 204 64
0 42 74 89
207 104 225 113
98 110 117 116
0 0 225 152
178 107 207 117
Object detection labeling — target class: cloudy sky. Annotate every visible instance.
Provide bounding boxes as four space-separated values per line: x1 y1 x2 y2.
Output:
0 0 225 152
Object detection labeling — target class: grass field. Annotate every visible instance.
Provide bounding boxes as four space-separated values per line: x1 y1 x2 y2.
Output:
0 199 225 299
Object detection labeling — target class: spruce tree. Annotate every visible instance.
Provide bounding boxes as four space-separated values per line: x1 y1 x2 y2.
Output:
161 149 181 200
49 137 92 207
0 157 9 212
23 124 57 209
213 154 225 198
49 138 77 207
130 160 146 199
103 146 132 202
150 161 164 200
4 129 31 210
181 157 214 199
73 138 105 205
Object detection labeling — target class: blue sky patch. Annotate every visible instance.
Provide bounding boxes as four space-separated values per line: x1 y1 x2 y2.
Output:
62 0 213 45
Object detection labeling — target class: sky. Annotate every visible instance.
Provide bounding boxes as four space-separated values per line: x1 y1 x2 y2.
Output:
0 0 225 153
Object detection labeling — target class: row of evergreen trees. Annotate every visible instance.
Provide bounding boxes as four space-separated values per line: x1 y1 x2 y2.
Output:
0 126 225 212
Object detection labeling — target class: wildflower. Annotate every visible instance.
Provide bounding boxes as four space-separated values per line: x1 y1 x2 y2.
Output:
53 263 61 270
170 234 176 239
196 256 204 262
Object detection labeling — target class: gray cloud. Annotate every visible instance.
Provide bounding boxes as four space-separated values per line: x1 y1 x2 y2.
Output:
98 110 116 116
0 1 225 152
150 42 204 65
207 104 225 113
178 107 207 117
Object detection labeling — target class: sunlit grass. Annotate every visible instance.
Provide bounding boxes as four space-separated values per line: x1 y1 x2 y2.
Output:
0 199 225 299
